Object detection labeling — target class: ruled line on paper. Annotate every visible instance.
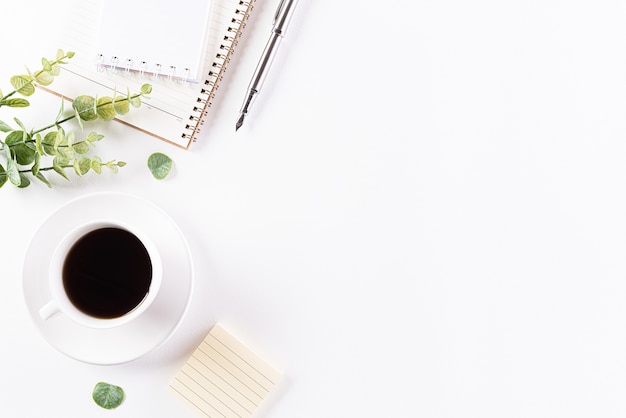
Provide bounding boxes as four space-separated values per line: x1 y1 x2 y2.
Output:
169 324 281 418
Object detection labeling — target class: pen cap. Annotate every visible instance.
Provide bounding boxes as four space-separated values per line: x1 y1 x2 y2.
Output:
273 0 299 35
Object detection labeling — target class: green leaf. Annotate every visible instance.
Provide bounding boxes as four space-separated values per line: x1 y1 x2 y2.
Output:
13 117 27 133
74 107 84 131
6 157 21 186
0 121 12 132
129 88 142 108
5 130 24 144
85 132 104 143
12 143 36 165
10 75 35 96
6 131 35 165
112 96 130 115
42 132 57 155
55 99 65 122
96 96 116 120
0 165 6 188
56 50 76 61
72 141 90 154
35 70 54 86
35 171 51 188
140 83 152 95
32 153 40 176
73 157 91 176
53 127 65 151
130 97 141 108
66 131 75 147
53 156 70 180
72 95 97 121
17 173 30 188
104 159 120 174
49 63 61 76
2 98 30 108
92 382 125 410
41 57 52 72
91 156 102 174
34 133 44 155
57 144 74 160
147 152 173 180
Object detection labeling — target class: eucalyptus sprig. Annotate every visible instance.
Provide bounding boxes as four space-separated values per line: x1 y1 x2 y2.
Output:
0 49 152 189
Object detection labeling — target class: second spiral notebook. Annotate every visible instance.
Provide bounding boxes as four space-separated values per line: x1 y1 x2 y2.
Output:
42 0 256 149
96 0 213 82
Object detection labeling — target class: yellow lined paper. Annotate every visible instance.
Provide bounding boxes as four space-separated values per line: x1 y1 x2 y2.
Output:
169 324 281 418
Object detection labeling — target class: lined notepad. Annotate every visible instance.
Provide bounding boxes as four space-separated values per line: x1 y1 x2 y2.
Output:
169 324 282 418
96 0 213 81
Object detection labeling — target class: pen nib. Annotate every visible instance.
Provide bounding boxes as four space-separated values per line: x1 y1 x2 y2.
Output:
235 114 245 131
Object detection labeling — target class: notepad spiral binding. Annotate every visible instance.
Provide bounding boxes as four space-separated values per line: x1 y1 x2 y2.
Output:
184 0 257 142
95 54 193 81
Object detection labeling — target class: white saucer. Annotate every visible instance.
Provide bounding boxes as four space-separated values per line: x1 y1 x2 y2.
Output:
23 192 193 365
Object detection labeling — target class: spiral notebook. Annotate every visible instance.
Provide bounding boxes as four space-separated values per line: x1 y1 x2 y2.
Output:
42 0 256 149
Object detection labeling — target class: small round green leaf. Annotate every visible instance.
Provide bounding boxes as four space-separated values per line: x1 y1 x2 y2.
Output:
17 173 30 188
112 95 130 115
91 158 102 174
72 141 90 154
92 382 125 410
72 95 97 121
5 131 36 165
96 96 116 120
140 83 152 95
73 157 91 176
147 152 173 180
41 57 52 71
10 75 35 96
42 132 58 155
35 71 54 86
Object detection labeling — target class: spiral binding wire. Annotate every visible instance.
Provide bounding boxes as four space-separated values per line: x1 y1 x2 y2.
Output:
96 54 191 81
183 0 256 142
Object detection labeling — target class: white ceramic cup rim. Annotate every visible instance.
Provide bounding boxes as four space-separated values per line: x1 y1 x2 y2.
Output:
39 220 162 329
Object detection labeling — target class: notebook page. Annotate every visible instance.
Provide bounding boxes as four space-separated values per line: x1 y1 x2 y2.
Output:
44 0 239 148
169 324 282 418
96 0 213 81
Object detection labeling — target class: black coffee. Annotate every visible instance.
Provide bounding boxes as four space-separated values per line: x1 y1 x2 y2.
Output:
62 227 152 319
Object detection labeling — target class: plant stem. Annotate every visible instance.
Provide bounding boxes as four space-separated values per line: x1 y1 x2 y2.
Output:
1 91 17 102
31 93 144 135
33 114 77 135
19 166 68 173
1 54 72 104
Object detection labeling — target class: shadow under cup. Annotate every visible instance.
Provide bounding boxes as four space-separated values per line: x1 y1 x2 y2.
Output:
41 222 162 328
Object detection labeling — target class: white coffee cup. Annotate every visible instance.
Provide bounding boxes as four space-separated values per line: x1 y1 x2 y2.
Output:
38 220 162 329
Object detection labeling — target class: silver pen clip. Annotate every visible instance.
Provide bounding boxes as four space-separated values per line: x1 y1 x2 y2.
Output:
274 0 287 24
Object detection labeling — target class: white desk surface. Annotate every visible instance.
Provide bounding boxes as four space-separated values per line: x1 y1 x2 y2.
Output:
2 1 626 416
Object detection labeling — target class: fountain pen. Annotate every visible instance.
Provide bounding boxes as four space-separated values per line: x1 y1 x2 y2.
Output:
235 0 299 131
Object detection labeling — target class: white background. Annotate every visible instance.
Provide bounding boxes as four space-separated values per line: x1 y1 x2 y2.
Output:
1 0 626 417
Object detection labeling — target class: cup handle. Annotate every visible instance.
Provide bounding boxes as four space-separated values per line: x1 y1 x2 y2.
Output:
39 300 61 321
